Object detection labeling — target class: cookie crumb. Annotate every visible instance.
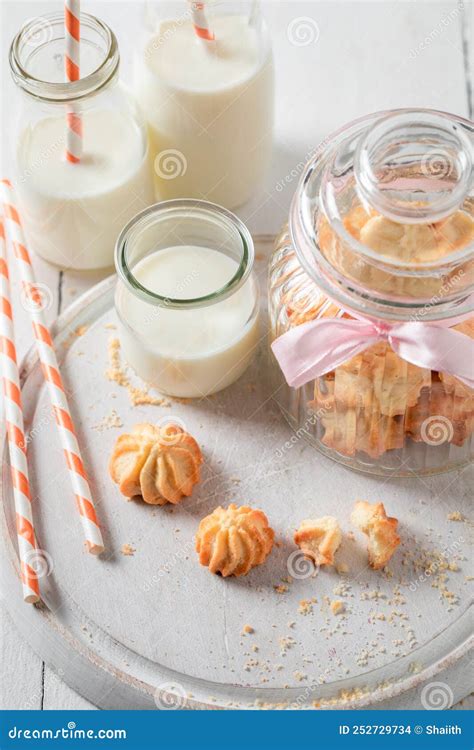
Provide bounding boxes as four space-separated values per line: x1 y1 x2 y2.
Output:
298 599 313 616
106 338 170 407
330 600 345 615
121 544 136 556
279 636 296 655
241 624 254 635
447 511 464 522
293 671 307 682
93 409 123 432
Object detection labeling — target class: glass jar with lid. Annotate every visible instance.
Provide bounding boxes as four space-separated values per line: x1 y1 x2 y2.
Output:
9 13 154 271
135 0 274 209
269 109 473 476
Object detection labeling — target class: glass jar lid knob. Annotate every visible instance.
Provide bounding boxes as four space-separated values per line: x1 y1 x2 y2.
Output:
354 110 473 224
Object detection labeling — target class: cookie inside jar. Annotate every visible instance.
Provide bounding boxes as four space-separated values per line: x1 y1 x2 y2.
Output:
269 109 474 476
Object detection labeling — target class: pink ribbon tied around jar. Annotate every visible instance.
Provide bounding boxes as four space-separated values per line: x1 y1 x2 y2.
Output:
271 313 474 390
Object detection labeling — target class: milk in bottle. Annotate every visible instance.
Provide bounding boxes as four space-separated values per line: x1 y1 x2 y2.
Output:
136 5 274 209
10 13 154 271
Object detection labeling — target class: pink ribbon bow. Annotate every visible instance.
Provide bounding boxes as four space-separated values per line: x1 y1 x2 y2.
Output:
271 317 474 390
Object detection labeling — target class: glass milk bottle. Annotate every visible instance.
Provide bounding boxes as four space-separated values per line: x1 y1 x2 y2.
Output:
269 109 473 476
135 1 274 209
9 13 154 271
115 200 259 397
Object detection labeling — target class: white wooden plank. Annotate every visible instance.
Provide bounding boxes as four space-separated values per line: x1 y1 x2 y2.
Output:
0 602 43 710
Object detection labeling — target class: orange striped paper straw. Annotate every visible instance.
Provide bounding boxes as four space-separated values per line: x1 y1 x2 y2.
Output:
0 220 41 603
64 0 82 162
0 180 104 555
190 2 215 41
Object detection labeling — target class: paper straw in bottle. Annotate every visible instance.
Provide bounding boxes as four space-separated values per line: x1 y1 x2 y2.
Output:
189 2 215 41
64 0 83 162
0 180 104 555
0 219 41 603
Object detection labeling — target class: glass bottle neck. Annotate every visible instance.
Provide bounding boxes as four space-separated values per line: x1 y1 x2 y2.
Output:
9 12 119 103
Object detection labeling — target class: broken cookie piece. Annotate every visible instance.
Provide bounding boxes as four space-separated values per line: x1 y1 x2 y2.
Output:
294 516 342 566
351 501 400 570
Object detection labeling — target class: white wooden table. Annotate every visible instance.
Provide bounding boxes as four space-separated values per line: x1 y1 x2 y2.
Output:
0 0 472 710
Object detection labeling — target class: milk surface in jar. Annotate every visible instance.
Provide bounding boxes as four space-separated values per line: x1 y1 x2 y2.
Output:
115 201 259 398
10 14 154 271
136 2 274 209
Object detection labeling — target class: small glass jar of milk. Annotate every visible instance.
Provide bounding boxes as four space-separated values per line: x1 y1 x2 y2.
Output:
9 13 154 271
115 200 259 397
136 1 274 209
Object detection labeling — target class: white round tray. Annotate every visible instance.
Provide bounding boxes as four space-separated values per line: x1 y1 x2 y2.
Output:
1 254 472 710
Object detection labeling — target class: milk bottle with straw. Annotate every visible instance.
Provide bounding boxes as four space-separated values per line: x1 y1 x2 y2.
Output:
136 1 274 209
10 7 154 271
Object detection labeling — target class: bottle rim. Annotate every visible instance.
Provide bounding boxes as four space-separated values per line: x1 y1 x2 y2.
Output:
9 12 119 103
115 199 255 310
